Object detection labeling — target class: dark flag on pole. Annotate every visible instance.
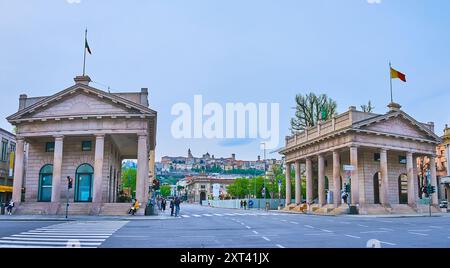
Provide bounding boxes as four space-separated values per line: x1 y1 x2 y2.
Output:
85 33 92 54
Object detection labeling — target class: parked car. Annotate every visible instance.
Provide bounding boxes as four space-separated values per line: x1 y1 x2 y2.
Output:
439 201 448 208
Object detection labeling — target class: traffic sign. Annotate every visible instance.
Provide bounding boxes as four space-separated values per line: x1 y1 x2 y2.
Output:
278 179 282 186
343 165 355 171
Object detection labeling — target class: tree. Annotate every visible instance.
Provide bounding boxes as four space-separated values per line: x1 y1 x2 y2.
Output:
121 166 136 197
361 101 375 113
226 178 250 198
290 93 337 133
160 185 171 197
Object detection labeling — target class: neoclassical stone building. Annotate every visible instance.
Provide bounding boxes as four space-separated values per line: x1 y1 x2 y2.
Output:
7 75 157 215
280 103 442 214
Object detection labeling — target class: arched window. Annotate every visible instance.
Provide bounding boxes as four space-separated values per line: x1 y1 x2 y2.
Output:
75 163 94 202
38 164 53 202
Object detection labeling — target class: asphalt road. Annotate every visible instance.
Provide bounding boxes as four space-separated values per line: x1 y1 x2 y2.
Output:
1 204 450 248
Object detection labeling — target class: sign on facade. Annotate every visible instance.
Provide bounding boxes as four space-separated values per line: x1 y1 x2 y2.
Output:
212 183 221 198
343 165 354 171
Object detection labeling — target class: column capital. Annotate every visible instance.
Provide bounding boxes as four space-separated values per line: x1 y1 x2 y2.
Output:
380 148 389 153
94 134 106 139
15 136 25 142
53 135 64 140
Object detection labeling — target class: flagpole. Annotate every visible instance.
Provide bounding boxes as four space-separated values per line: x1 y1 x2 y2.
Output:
389 61 393 103
82 28 87 76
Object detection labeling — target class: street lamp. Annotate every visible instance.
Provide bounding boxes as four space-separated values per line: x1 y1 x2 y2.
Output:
261 142 267 210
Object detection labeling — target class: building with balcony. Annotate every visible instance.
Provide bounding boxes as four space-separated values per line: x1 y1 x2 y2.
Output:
0 128 16 205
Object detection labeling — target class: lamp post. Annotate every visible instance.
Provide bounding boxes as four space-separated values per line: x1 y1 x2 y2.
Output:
261 142 267 210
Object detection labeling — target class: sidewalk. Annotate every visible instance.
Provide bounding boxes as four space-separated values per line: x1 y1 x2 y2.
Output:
0 214 178 221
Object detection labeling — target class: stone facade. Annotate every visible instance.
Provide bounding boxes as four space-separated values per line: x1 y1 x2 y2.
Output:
0 128 15 204
7 76 157 215
280 103 442 214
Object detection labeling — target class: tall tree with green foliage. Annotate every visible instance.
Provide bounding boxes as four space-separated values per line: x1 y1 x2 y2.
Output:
290 93 337 133
121 166 136 197
160 185 172 197
226 178 250 198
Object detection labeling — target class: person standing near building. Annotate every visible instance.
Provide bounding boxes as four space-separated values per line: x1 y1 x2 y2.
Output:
161 198 166 212
170 198 175 216
6 199 14 215
243 200 247 210
174 196 181 217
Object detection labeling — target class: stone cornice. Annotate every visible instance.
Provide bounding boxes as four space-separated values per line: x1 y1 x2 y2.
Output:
10 113 154 124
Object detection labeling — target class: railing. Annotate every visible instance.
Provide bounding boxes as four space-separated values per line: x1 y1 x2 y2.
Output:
208 198 295 210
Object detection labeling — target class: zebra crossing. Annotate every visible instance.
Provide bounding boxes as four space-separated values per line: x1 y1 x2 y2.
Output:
180 212 285 218
0 221 128 248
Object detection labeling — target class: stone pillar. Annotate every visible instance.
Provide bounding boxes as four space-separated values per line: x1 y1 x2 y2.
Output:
306 157 313 204
285 162 292 206
318 154 326 206
333 150 341 206
136 133 149 206
148 149 155 200
92 134 105 203
51 136 64 202
12 138 25 203
380 149 390 206
406 152 416 206
430 155 438 205
350 146 359 205
294 160 302 205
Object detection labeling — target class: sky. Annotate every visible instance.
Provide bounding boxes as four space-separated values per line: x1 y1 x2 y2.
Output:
1 0 450 161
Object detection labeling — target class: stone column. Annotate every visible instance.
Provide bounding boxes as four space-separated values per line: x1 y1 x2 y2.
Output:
294 160 302 205
51 136 64 202
92 134 105 203
406 152 416 206
136 133 149 206
306 157 313 204
430 155 438 205
350 146 359 205
148 149 155 200
333 150 341 206
380 148 390 206
318 154 326 206
285 162 292 206
12 138 25 203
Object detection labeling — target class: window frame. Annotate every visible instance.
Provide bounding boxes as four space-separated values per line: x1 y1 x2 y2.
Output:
81 141 92 151
1 138 8 161
45 142 55 152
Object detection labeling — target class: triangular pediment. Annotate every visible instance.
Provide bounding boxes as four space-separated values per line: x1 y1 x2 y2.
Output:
7 84 156 122
29 91 138 118
354 112 441 143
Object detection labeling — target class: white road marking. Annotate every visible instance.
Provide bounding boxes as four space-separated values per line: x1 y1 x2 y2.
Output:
408 232 428 236
276 244 285 248
358 224 369 227
13 234 109 238
3 237 105 242
0 240 102 246
360 231 388 234
304 225 314 229
213 214 224 216
202 214 213 217
253 231 259 235
181 215 190 218
344 235 361 239
379 228 394 231
192 214 201 217
245 226 251 229
262 236 271 241
379 220 393 223
320 229 333 233
290 221 299 225
379 241 397 246
408 229 431 232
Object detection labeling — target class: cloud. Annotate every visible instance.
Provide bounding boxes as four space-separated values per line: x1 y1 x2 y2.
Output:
367 0 382 4
66 0 81 4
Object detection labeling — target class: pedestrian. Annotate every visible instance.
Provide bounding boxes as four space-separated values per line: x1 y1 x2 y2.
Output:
162 198 166 212
157 196 162 211
128 199 135 214
240 200 243 209
243 200 247 210
130 199 139 215
341 191 348 204
174 196 181 217
170 198 175 216
6 199 14 215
